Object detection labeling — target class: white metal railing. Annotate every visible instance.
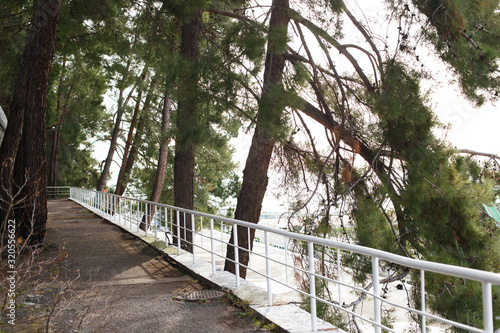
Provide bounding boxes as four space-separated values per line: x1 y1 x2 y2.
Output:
47 186 71 198
69 187 500 333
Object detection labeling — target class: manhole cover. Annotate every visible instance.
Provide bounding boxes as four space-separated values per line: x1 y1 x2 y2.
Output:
176 290 226 302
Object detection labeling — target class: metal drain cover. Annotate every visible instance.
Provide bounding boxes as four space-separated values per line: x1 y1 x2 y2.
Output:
177 290 226 302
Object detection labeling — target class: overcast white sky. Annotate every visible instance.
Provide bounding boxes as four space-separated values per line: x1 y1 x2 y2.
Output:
434 87 499 156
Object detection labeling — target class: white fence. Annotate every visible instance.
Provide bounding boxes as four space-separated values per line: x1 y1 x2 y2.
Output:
47 186 71 198
69 187 500 333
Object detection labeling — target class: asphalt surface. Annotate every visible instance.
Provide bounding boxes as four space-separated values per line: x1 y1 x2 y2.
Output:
16 199 271 332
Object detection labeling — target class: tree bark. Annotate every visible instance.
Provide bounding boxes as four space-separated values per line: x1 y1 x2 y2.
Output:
224 0 290 277
115 77 157 196
150 91 172 203
0 0 63 245
140 89 172 231
173 11 202 253
115 89 143 195
115 67 148 195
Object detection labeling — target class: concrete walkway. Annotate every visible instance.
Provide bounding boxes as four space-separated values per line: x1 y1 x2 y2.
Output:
41 199 273 332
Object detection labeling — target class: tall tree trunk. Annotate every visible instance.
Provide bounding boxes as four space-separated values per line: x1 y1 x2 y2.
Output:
96 62 136 192
48 82 74 191
115 67 148 194
115 89 143 195
224 0 290 278
140 89 172 231
47 55 67 193
173 11 202 253
115 77 157 196
0 0 63 245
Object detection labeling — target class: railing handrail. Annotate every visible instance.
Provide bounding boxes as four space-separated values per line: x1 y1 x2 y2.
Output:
74 187 500 285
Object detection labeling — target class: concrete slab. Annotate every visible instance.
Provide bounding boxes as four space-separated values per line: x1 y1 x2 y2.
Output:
252 305 342 333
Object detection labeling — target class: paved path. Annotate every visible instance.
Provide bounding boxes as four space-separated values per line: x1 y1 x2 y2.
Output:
41 199 272 333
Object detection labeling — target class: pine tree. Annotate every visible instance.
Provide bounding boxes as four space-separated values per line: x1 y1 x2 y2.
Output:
0 0 63 245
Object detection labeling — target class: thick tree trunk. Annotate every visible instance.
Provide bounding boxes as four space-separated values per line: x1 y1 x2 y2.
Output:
173 12 202 253
224 0 290 278
0 0 63 245
140 89 172 231
96 64 136 192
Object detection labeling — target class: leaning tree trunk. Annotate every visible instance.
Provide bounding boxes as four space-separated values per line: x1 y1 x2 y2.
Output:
96 62 136 192
0 0 63 245
140 89 172 231
115 89 143 196
224 0 290 278
115 77 157 196
115 67 148 195
173 11 202 253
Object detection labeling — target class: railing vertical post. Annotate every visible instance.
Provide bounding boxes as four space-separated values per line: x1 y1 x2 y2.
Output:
183 212 187 240
176 210 181 255
265 231 272 306
166 207 170 237
129 199 132 229
483 281 493 333
191 214 196 264
144 202 148 236
163 207 168 232
136 201 140 233
337 248 342 307
200 217 203 248
421 269 426 333
221 221 224 258
285 236 288 285
308 241 317 332
372 256 381 333
247 228 251 255
154 205 158 241
233 225 240 287
210 218 215 275
118 198 122 225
